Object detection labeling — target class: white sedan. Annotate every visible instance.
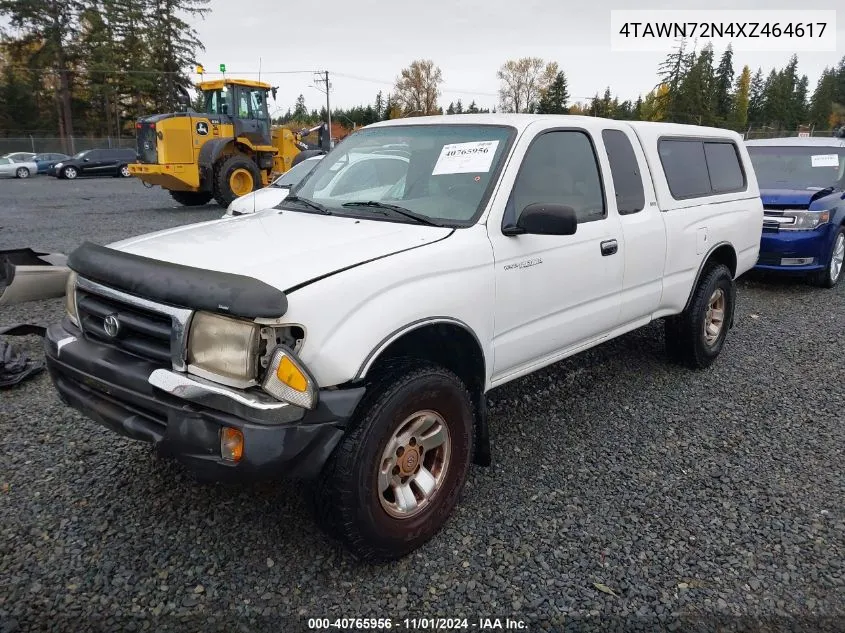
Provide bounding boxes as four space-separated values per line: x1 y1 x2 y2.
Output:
223 155 324 218
0 157 38 179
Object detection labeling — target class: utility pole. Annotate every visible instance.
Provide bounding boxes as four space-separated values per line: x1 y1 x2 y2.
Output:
313 71 332 149
325 71 332 149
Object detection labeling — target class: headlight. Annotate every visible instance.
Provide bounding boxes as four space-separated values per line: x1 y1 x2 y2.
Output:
54 162 63 169
187 312 260 387
781 210 830 230
262 346 317 410
65 271 78 326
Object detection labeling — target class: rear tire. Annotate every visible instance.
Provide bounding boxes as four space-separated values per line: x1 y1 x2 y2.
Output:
169 190 214 206
116 164 132 178
15 167 30 179
664 263 735 369
311 361 475 562
213 154 262 208
811 227 845 289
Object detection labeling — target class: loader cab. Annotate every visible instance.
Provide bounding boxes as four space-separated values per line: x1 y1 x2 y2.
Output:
199 79 273 147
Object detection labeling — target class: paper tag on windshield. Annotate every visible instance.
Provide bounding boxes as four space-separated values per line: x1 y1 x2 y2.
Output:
811 154 839 167
432 140 500 175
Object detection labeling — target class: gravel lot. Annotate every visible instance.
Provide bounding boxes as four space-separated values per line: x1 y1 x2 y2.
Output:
1 177 844 632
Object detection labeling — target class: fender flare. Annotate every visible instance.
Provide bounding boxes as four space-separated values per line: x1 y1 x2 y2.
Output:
353 316 486 381
353 316 492 467
197 139 234 171
681 240 737 326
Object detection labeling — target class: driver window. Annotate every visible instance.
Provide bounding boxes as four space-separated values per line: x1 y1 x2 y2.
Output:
250 90 268 120
510 130 606 224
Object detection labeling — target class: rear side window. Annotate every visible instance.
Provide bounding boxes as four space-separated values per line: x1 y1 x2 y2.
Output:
704 142 745 193
602 129 645 215
659 138 746 200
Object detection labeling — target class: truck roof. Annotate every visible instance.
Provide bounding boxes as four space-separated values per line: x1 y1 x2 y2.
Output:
366 113 743 140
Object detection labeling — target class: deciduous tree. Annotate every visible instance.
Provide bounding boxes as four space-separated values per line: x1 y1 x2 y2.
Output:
394 59 442 116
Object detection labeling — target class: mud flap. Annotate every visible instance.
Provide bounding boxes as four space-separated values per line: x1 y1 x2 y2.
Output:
0 248 70 306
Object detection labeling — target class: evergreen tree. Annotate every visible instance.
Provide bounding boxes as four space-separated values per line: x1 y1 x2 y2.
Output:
455 99 463 114
446 102 455 115
794 75 809 127
374 91 384 120
633 95 643 120
834 56 845 106
467 100 479 113
713 45 735 123
0 0 83 151
809 68 837 129
144 0 210 113
293 94 307 120
656 38 691 121
747 68 766 124
536 71 569 114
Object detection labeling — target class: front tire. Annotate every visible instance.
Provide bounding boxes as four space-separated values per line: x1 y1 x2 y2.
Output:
213 154 262 208
664 263 735 369
312 362 475 562
811 227 845 289
62 166 78 180
15 167 30 179
169 190 214 206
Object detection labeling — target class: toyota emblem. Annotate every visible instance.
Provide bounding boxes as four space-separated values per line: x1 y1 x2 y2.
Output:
103 314 121 338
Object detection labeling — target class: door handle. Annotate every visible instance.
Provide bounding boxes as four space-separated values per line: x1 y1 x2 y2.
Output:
600 239 618 256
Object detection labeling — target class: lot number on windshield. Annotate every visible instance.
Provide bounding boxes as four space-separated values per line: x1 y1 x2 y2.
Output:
811 154 839 167
433 140 500 175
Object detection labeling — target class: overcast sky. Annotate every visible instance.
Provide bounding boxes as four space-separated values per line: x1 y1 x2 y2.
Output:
193 0 844 115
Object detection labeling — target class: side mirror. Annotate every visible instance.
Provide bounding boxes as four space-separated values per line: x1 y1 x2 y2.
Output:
83 158 90 162
503 203 578 236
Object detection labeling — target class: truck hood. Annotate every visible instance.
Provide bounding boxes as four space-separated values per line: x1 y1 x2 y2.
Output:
760 188 839 208
107 209 453 292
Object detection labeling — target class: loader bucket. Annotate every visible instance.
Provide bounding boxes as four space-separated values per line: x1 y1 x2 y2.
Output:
0 248 70 307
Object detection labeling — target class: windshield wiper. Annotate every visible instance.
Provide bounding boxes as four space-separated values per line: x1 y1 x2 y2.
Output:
341 201 444 227
282 195 331 215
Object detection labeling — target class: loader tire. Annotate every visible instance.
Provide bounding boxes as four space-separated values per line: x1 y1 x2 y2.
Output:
213 155 261 208
169 190 214 206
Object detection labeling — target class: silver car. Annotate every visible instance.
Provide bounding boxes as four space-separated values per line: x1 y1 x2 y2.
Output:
0 157 37 179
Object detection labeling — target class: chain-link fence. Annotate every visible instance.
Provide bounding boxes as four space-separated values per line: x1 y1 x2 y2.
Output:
0 136 136 156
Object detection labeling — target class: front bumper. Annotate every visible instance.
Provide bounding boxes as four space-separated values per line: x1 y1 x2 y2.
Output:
753 228 829 274
44 321 365 481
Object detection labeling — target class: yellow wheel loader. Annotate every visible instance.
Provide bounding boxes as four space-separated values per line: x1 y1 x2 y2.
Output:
128 79 330 208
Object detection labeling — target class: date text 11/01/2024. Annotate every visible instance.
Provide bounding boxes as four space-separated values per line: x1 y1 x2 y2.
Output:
307 618 528 630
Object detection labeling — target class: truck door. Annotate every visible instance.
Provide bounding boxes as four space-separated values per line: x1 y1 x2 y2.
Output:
487 125 624 382
233 85 271 147
600 126 667 326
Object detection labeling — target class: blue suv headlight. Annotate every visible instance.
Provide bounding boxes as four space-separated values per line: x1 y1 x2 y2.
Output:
780 210 830 231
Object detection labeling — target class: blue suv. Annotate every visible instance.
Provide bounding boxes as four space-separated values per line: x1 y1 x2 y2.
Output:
745 135 845 288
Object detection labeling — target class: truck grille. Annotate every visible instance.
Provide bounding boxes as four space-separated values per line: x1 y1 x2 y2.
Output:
136 123 158 164
77 289 173 365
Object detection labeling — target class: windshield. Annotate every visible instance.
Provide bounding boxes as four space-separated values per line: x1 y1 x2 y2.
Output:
747 145 845 190
288 124 515 225
272 157 321 188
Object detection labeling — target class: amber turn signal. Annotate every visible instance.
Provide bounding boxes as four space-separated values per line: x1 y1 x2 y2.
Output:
220 427 244 462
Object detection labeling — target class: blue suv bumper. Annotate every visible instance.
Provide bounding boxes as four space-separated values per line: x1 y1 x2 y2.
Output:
754 225 836 274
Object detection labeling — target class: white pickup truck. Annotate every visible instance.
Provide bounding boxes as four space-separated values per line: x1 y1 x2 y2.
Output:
45 114 763 562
